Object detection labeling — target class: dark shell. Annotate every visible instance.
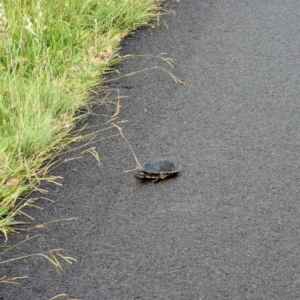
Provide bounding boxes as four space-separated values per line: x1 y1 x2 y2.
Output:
138 159 179 175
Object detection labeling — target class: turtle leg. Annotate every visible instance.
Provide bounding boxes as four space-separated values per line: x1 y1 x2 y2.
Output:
153 175 161 183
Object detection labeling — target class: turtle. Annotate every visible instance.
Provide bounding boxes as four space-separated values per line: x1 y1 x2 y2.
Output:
135 159 179 183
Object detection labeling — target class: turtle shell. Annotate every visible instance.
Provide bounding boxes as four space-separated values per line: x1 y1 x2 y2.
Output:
135 159 179 183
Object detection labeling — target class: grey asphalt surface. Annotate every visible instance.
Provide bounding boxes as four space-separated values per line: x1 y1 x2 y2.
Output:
2 1 300 299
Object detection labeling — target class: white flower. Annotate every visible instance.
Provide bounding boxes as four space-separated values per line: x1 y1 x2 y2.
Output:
0 2 9 31
24 15 37 36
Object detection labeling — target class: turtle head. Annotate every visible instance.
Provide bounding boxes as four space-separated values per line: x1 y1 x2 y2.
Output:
135 171 146 179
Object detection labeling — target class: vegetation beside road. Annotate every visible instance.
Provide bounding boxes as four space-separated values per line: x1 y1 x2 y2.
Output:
0 0 163 239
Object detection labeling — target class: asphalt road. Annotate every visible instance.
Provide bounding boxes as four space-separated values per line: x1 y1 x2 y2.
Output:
2 1 300 299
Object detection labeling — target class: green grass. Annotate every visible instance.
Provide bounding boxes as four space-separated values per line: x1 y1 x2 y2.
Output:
0 0 162 239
